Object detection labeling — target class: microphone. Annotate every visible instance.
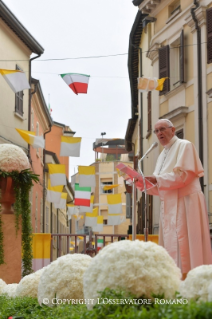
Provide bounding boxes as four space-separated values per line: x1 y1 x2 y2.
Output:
140 142 158 161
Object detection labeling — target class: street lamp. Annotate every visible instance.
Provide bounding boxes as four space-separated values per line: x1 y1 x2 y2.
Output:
101 132 106 162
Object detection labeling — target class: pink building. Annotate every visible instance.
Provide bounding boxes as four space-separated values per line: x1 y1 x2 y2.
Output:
30 78 53 233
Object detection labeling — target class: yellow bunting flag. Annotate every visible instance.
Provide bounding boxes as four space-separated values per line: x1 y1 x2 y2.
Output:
107 193 122 214
46 179 63 204
48 164 66 187
92 215 103 232
103 184 119 191
0 69 30 93
54 192 67 209
16 128 45 149
137 77 168 92
60 136 82 157
78 166 96 187
85 207 98 227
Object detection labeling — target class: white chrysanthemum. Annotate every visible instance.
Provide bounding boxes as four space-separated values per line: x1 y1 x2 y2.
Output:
16 267 47 298
83 240 181 309
0 279 7 295
2 283 18 297
180 265 212 302
0 144 29 172
38 254 92 306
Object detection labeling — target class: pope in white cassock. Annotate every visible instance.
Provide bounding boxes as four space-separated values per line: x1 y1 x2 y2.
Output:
146 119 212 279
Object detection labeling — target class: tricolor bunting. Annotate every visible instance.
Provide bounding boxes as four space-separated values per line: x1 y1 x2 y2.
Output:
137 77 167 92
79 195 94 213
92 216 103 232
54 192 67 209
48 164 67 187
107 193 122 214
0 69 30 93
60 73 90 95
74 183 91 207
16 128 45 149
46 179 63 204
85 207 98 227
60 136 82 157
97 238 104 251
78 166 96 187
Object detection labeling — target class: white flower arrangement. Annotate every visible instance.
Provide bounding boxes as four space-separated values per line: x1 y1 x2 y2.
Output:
38 254 92 307
2 283 18 297
0 144 29 172
83 240 181 309
0 278 7 294
180 265 212 302
16 267 46 298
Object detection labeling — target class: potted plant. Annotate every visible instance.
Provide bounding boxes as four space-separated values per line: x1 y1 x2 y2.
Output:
0 144 39 276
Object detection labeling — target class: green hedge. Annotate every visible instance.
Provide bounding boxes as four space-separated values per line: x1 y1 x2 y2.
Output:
0 289 212 319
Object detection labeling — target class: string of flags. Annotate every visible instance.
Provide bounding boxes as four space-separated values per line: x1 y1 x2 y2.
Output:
137 77 167 92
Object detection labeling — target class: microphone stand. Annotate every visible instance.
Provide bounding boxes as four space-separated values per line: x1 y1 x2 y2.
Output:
138 154 148 242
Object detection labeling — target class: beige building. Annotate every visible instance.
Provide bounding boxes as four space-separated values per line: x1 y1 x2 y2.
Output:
71 142 133 249
0 1 43 150
127 0 212 234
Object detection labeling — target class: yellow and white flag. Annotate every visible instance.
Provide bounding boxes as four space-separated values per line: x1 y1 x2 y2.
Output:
79 195 94 213
107 214 125 226
137 77 167 92
103 184 119 191
46 179 63 204
107 193 122 214
0 69 30 93
16 128 45 149
85 207 98 227
78 166 96 187
54 192 67 209
60 136 81 157
67 204 78 220
48 164 67 187
92 215 103 232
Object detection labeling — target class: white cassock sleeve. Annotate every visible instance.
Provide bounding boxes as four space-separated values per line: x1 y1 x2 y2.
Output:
155 169 197 190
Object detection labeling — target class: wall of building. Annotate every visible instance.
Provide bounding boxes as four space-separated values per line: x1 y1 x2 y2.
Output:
0 19 31 149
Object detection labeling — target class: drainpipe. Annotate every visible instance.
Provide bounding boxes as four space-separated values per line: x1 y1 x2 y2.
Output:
139 48 143 170
28 54 41 161
191 0 204 191
43 126 52 232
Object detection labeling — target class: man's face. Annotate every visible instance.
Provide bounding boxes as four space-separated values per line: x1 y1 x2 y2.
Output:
154 120 175 146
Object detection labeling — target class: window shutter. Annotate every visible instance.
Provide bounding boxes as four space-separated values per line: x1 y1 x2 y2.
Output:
180 29 185 83
176 129 184 139
207 8 212 64
134 156 138 170
159 45 170 95
15 65 24 116
147 91 152 132
126 193 132 219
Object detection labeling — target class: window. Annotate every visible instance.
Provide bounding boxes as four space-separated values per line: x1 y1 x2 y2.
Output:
147 92 152 133
103 219 108 225
15 65 24 116
35 193 38 232
168 0 180 17
45 206 49 233
31 110 34 131
207 8 212 64
159 30 184 94
40 198 43 232
102 181 113 194
36 122 39 156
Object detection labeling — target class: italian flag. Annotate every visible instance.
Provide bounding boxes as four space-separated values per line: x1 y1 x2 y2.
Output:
74 183 91 207
60 73 90 95
97 238 104 251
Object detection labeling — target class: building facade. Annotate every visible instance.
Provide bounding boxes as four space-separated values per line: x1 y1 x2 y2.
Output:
127 0 212 234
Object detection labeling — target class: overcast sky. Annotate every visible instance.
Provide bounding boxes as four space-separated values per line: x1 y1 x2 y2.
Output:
4 0 138 178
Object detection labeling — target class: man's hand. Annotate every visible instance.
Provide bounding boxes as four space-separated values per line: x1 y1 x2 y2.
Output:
145 175 157 185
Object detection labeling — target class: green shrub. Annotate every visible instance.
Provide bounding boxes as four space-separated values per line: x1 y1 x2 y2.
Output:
0 289 212 319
